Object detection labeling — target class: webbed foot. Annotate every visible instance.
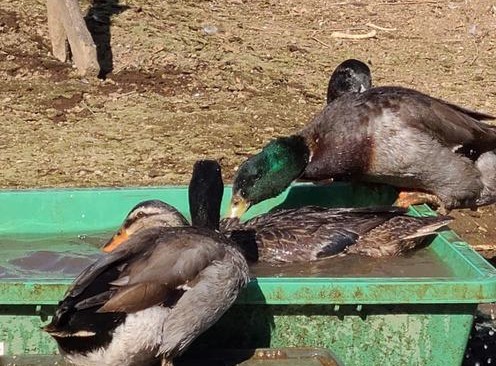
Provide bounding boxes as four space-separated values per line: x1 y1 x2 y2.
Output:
394 191 450 215
161 358 174 366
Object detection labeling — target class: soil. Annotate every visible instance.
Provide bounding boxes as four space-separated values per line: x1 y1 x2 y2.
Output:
0 0 495 257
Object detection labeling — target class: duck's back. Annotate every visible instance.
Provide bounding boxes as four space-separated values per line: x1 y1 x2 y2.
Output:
302 87 496 174
365 87 495 150
222 206 405 263
300 86 496 208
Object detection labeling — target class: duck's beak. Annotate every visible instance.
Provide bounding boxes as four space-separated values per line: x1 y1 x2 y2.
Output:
102 228 129 253
227 194 250 219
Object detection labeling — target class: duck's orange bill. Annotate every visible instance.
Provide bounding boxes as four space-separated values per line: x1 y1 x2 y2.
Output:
102 229 129 253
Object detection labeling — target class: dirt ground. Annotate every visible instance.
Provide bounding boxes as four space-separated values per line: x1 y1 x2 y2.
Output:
0 0 495 257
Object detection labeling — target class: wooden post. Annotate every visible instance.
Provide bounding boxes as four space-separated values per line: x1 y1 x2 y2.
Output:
46 0 99 77
47 0 68 62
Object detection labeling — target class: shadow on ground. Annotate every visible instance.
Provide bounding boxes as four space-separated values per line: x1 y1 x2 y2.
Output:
84 0 129 78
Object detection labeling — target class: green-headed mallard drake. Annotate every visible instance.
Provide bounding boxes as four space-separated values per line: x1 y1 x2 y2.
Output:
229 62 496 218
43 160 249 366
326 59 372 104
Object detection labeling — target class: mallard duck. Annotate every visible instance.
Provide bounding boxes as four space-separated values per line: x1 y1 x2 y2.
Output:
326 59 372 104
43 160 249 366
229 70 496 217
221 206 452 261
326 59 496 211
102 161 452 262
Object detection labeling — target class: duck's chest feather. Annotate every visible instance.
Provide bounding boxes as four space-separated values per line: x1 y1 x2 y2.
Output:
61 306 170 366
300 97 389 180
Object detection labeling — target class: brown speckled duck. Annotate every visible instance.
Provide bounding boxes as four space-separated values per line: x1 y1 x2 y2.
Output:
221 206 452 261
43 161 249 366
103 161 452 262
228 61 496 218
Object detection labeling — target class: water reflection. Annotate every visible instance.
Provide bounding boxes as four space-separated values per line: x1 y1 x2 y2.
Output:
251 249 453 278
0 232 452 280
0 232 109 279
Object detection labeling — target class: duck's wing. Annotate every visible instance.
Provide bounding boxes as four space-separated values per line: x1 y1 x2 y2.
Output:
66 227 166 298
43 229 160 336
96 229 229 313
378 87 496 153
348 215 453 257
255 224 361 262
228 207 405 262
237 206 407 228
305 86 496 156
63 227 227 313
442 100 495 121
45 227 243 339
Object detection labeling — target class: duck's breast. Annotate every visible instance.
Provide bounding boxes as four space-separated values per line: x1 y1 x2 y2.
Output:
301 98 375 180
62 306 171 366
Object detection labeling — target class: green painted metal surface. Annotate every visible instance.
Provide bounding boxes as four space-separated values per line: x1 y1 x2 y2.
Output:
194 303 474 366
0 183 494 365
0 182 396 235
0 348 343 366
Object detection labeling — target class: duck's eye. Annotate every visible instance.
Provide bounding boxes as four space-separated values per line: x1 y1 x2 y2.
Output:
135 211 145 219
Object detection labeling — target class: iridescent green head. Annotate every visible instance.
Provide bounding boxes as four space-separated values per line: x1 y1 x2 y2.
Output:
229 135 310 218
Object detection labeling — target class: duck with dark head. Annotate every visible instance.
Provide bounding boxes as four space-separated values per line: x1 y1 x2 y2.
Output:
326 58 372 103
229 59 496 218
44 160 249 366
102 161 453 262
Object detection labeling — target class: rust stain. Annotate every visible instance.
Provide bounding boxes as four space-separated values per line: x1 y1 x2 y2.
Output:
253 349 288 360
317 355 339 366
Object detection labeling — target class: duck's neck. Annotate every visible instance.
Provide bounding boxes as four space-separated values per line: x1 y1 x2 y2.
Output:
189 160 224 230
190 199 221 230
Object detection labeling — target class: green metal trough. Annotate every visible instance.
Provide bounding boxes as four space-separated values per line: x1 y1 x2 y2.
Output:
0 182 495 365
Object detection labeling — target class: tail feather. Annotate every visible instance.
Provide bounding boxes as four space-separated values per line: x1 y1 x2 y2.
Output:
445 102 495 121
348 215 452 257
43 326 96 338
402 216 453 240
476 151 496 206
